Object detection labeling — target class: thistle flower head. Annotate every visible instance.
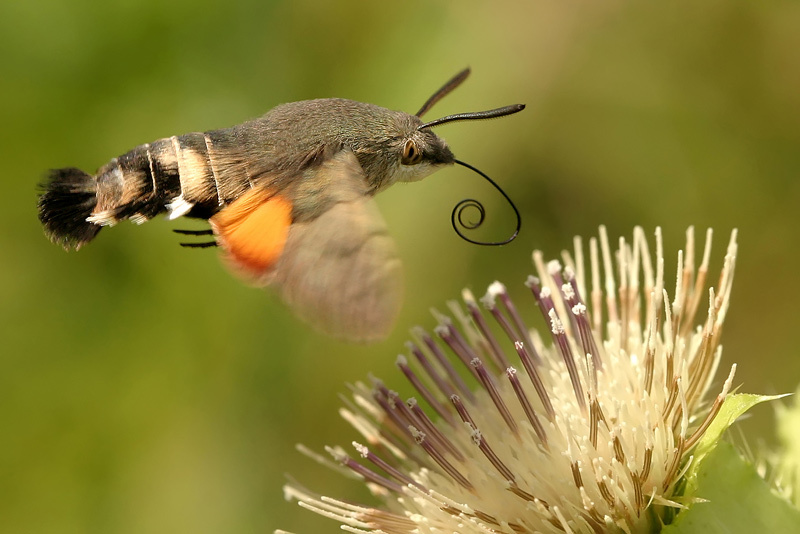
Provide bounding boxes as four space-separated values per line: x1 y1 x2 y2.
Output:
279 226 739 533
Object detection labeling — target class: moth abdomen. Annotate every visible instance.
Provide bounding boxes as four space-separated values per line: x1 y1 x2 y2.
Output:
38 127 257 250
38 167 101 250
94 131 253 222
91 144 158 225
90 138 189 227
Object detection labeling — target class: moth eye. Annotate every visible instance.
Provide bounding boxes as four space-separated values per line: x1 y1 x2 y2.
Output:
401 140 423 166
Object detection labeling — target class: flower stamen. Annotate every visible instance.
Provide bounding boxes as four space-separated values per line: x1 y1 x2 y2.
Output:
472 358 519 436
282 227 741 534
396 354 454 426
464 289 510 370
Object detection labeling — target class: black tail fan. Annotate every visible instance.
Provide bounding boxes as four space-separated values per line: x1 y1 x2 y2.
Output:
38 168 101 250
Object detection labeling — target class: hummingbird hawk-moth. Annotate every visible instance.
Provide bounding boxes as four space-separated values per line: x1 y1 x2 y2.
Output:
38 68 524 341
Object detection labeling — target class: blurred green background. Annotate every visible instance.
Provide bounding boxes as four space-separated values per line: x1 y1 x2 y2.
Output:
2 0 799 532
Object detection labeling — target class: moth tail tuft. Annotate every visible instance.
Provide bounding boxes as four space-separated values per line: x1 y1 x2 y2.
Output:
38 167 101 250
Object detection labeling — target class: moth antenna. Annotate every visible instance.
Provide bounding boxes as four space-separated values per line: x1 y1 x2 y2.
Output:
451 159 520 246
419 104 525 130
173 228 214 236
415 68 471 118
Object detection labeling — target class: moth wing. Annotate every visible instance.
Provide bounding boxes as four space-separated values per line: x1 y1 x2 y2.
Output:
272 196 403 342
211 150 403 342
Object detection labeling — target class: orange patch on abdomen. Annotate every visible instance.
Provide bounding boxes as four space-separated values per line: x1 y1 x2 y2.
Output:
210 188 292 278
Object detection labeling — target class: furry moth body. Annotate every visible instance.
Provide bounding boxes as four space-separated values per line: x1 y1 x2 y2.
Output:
38 69 524 341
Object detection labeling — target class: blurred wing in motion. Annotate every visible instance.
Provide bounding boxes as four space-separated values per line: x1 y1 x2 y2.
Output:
211 150 403 342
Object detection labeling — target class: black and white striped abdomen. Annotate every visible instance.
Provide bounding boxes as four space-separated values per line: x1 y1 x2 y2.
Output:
89 129 254 226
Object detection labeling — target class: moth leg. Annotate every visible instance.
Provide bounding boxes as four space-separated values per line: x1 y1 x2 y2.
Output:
173 228 214 236
179 241 217 248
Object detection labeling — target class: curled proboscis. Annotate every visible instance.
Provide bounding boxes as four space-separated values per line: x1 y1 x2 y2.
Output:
451 160 521 246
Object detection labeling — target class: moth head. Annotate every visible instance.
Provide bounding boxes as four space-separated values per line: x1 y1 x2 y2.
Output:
389 125 455 183
360 68 524 193
355 114 454 193
386 68 524 188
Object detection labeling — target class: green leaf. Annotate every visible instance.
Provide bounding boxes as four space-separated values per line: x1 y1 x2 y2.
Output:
775 390 800 508
685 393 785 494
662 442 800 533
